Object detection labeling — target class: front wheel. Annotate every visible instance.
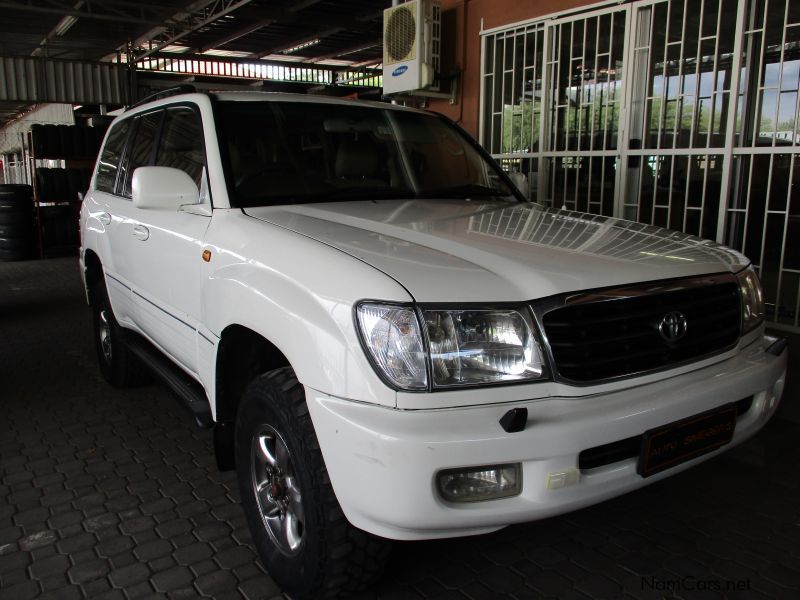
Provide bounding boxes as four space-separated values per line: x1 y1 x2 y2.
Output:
235 368 391 599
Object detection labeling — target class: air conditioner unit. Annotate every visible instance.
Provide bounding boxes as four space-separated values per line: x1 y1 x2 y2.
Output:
382 0 441 95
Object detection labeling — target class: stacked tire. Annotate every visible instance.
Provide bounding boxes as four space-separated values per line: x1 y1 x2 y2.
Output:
29 123 103 257
39 205 79 251
30 123 105 160
36 168 91 203
0 184 36 261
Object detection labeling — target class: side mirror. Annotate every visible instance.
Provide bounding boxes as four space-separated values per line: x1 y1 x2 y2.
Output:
132 166 199 210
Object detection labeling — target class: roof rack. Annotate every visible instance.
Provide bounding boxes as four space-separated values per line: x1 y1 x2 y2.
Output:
127 84 198 110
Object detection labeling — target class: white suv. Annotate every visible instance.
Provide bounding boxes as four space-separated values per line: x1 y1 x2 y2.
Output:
80 90 787 599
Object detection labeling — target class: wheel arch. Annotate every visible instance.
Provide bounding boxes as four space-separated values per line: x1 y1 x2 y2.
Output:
212 324 292 471
83 248 103 304
201 250 403 467
215 324 292 423
201 261 397 408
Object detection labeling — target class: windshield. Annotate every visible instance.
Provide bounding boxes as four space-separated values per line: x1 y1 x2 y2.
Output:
214 100 517 207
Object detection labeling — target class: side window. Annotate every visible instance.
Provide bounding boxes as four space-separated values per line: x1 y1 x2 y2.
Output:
156 107 206 186
120 110 163 198
95 119 131 194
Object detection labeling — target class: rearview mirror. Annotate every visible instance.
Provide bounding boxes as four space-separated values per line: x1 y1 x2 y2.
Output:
132 166 199 210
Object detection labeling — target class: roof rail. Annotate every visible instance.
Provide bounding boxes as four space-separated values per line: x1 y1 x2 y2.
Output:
127 84 198 110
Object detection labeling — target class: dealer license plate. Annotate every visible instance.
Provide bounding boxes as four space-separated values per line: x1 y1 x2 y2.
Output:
638 404 737 478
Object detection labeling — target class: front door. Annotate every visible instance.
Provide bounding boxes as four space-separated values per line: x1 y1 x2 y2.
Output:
117 104 212 376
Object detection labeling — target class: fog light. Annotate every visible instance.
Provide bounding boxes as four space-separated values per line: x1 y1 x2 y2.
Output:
437 464 521 502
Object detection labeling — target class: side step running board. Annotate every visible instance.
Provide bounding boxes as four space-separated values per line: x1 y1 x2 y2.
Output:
125 333 214 429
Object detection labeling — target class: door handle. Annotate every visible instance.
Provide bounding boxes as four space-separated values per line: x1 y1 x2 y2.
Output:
132 224 150 241
97 212 111 225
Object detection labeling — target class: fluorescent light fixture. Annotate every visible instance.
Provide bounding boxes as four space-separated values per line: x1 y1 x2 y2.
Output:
315 59 359 67
54 15 78 37
160 45 190 53
258 54 308 63
202 49 252 57
278 38 321 54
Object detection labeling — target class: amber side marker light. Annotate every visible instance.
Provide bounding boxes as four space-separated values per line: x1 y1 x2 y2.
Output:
202 250 212 262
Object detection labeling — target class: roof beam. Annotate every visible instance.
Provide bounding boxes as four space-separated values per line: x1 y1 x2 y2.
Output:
193 0 323 53
0 0 167 26
102 0 214 62
84 0 175 20
255 27 343 59
252 10 383 60
31 0 84 57
306 40 382 64
195 18 275 53
349 56 382 68
138 50 381 74
133 0 256 61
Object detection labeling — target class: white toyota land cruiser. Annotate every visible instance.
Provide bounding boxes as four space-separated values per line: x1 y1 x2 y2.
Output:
80 90 787 599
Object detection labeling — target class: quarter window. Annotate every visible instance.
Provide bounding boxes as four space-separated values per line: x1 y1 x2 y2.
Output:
95 119 131 194
156 107 206 186
120 110 163 198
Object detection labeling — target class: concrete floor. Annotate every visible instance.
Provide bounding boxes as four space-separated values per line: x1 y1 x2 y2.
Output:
1 257 799 600
770 330 800 424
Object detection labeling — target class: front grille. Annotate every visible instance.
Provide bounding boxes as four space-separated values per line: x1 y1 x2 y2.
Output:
541 277 741 382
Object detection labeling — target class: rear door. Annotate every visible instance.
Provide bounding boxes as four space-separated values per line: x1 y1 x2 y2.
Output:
87 116 137 325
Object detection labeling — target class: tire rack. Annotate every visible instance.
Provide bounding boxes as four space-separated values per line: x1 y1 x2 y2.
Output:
25 124 106 258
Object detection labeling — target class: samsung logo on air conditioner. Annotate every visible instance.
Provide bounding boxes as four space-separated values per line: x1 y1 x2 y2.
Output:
392 65 408 77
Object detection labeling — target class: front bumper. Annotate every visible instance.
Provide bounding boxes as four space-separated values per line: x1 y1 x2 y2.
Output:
306 335 786 541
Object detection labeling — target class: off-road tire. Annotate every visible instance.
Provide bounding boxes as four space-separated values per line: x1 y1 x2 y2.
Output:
91 278 151 387
236 367 391 599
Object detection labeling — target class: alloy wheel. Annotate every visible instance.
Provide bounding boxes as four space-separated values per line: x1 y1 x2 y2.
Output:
250 425 305 555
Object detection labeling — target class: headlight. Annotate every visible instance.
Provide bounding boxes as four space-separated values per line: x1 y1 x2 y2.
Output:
423 308 545 387
737 267 765 333
356 303 546 391
356 303 428 390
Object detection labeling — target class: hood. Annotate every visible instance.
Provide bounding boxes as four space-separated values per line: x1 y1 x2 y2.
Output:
243 200 748 303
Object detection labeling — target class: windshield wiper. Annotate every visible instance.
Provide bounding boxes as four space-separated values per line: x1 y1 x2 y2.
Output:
419 184 513 199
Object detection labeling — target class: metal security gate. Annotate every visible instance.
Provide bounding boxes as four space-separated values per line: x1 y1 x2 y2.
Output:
481 0 800 332
725 0 800 330
622 0 739 241
540 6 629 217
480 21 546 202
479 4 629 211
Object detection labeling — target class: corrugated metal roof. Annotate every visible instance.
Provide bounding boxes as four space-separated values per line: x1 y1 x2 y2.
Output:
0 0 391 127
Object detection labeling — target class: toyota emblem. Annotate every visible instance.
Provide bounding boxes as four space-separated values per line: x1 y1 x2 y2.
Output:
658 311 688 342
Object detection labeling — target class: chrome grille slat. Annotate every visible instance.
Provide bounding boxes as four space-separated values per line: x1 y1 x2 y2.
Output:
546 294 739 328
549 307 741 350
539 276 742 383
